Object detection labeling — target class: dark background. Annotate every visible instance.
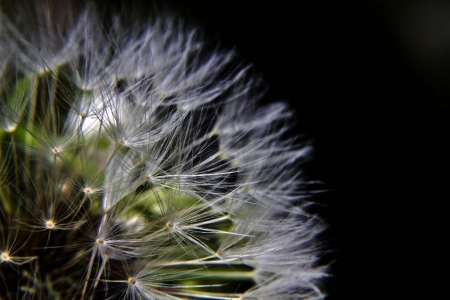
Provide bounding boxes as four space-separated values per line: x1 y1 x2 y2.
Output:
147 1 448 299
100 0 450 298
1 0 446 298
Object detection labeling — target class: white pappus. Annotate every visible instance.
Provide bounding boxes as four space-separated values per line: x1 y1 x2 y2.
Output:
0 1 327 299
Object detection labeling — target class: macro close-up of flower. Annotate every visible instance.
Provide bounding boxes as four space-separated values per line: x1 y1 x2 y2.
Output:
0 1 327 299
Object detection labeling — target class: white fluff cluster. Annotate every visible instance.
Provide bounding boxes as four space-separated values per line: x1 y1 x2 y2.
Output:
0 2 326 299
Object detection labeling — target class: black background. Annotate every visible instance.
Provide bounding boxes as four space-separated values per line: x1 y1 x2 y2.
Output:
146 1 449 299
79 0 450 298
95 0 448 299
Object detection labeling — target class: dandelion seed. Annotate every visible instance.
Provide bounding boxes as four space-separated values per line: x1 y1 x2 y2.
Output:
0 252 11 262
51 147 62 155
128 277 136 286
45 220 56 229
84 187 95 195
0 1 328 299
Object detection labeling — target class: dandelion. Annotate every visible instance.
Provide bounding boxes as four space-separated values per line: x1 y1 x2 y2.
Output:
0 1 327 299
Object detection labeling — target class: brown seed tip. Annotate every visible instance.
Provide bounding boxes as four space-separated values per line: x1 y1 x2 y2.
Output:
1 252 10 261
84 187 94 195
45 220 56 229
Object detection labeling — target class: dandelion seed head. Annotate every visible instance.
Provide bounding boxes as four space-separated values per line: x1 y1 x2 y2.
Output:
0 1 327 299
